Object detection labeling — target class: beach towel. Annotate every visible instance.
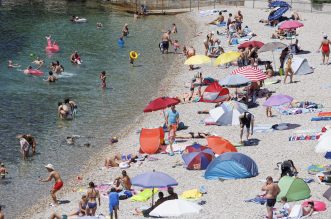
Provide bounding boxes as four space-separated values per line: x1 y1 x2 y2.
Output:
216 22 226 27
253 124 274 133
131 188 158 202
244 196 266 205
288 134 320 141
179 189 202 200
307 164 331 175
274 105 322 115
318 112 331 117
311 116 331 121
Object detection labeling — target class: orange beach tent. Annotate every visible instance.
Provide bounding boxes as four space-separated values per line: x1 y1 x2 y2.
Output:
140 127 165 154
206 136 237 155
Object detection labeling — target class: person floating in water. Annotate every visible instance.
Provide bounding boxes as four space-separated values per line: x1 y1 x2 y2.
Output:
129 51 139 65
99 71 107 88
70 51 81 64
96 22 103 28
8 60 20 68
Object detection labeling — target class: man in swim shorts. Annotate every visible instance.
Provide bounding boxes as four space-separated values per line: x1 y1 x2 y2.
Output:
39 164 64 206
239 112 254 144
161 30 172 54
261 176 280 219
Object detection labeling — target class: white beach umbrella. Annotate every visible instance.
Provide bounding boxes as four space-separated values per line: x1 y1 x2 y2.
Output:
209 101 248 126
315 130 331 153
149 199 202 217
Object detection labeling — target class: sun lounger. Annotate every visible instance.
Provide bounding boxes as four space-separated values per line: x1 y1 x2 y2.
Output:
131 188 158 202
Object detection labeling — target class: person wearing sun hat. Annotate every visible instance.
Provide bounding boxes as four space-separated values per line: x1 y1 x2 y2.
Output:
318 33 331 65
39 164 63 206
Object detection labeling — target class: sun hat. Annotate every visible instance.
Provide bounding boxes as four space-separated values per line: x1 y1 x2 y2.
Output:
45 164 54 170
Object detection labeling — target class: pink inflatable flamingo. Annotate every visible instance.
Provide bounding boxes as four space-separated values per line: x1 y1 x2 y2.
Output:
45 36 60 53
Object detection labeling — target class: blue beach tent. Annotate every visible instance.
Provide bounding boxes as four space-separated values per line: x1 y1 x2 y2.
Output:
204 152 258 180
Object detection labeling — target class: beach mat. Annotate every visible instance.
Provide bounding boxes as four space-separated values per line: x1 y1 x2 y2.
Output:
318 112 331 117
311 116 331 121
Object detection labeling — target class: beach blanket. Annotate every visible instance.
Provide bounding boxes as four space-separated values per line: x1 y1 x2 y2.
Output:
288 134 320 141
274 105 322 115
307 164 331 175
244 197 266 205
318 112 331 117
311 116 331 121
216 22 227 27
253 124 274 133
179 189 202 200
131 189 158 202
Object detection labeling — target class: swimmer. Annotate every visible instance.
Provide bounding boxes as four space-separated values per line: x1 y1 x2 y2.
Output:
96 22 103 28
173 40 180 54
172 23 178 33
134 11 139 20
70 51 81 64
0 163 8 179
8 60 20 68
54 61 63 74
23 66 33 74
99 71 106 88
45 71 57 82
58 99 73 120
32 57 44 69
122 23 129 37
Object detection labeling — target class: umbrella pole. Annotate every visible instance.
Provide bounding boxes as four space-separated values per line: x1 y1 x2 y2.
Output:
152 187 155 207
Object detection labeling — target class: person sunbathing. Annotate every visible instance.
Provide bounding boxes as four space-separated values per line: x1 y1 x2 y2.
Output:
105 154 145 168
176 132 211 139
302 201 314 217
208 12 224 25
134 192 165 216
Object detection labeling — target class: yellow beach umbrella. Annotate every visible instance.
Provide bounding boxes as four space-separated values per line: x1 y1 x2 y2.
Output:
184 55 211 65
214 51 240 66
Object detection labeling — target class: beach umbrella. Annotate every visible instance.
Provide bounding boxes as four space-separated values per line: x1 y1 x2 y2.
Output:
258 42 288 69
263 94 293 107
214 51 240 66
231 66 267 82
184 55 211 65
182 143 214 170
143 97 179 113
131 170 178 205
219 74 251 88
279 20 304 30
268 6 289 21
315 131 331 153
269 1 291 8
209 101 248 126
238 40 264 49
150 199 202 217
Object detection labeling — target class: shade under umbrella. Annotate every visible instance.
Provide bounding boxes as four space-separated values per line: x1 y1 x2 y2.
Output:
214 51 240 66
258 42 287 53
279 20 304 30
184 55 211 65
143 97 180 113
219 74 251 88
268 6 289 21
231 66 267 82
182 143 214 170
263 94 293 107
238 40 264 49
150 199 202 217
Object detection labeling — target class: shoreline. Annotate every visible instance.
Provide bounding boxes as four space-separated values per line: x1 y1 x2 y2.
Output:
18 11 197 219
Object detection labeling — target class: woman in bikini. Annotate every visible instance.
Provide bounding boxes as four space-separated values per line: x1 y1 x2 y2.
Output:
318 34 331 65
86 182 100 216
69 195 88 216
99 71 107 88
284 54 294 84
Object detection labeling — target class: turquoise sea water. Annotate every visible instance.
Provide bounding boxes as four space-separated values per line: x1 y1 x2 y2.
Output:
0 1 186 217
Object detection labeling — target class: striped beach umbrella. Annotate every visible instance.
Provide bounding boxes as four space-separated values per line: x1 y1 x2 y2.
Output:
231 66 267 82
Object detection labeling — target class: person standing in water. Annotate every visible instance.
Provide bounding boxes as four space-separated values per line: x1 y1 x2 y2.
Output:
318 34 331 65
99 71 107 88
161 30 172 54
122 23 129 37
0 163 8 179
172 23 177 33
39 164 64 206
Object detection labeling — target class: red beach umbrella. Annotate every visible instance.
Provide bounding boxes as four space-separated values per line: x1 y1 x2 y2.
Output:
143 97 180 113
279 20 304 30
238 41 264 49
231 66 267 82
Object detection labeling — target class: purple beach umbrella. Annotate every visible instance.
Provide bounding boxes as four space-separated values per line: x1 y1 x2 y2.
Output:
263 94 293 107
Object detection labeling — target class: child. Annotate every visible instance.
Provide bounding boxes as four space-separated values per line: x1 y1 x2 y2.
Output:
266 92 272 117
168 125 176 156
277 196 290 218
173 40 180 54
99 71 107 88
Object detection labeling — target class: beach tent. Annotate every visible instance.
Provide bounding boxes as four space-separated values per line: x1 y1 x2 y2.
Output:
206 136 237 155
277 176 311 202
140 127 164 154
284 55 313 75
204 152 258 180
199 82 229 103
209 101 248 125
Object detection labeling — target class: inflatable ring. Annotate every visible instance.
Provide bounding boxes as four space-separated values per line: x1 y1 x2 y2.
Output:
130 51 138 60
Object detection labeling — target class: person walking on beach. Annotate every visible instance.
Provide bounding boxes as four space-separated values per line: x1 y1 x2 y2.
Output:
239 112 254 144
161 30 172 54
165 105 179 156
109 187 119 219
99 71 107 88
318 34 331 65
86 181 100 216
261 176 280 219
39 164 64 206
284 54 294 84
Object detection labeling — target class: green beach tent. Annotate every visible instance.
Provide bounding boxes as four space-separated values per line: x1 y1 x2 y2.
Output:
277 176 311 202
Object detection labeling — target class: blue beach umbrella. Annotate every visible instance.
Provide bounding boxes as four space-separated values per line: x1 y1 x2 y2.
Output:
182 143 214 170
268 7 289 21
269 1 291 8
